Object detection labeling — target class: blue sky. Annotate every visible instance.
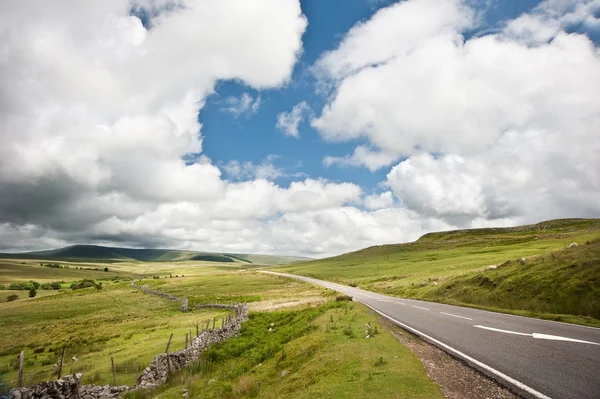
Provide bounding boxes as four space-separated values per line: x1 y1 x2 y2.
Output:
201 0 550 192
1 0 599 256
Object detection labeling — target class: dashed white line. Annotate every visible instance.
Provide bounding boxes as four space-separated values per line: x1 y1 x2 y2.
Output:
440 312 473 321
395 301 407 306
412 305 430 311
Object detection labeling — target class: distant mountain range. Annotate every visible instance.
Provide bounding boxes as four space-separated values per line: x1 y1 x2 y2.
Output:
0 244 310 265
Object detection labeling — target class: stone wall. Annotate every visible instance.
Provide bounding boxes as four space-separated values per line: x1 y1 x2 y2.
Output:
8 304 248 399
137 304 248 389
130 281 188 312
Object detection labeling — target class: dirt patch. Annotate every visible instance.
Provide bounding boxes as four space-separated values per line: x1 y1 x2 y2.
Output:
377 316 521 399
249 296 326 312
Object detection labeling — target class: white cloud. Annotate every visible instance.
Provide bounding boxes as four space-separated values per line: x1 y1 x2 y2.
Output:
323 145 398 171
504 0 600 44
364 191 394 210
222 156 283 181
312 0 600 228
222 92 261 117
276 101 311 137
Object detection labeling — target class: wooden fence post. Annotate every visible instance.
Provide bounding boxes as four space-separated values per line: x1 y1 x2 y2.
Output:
212 317 216 330
111 357 116 386
196 324 199 337
165 333 174 373
18 351 24 387
57 346 66 380
185 333 188 349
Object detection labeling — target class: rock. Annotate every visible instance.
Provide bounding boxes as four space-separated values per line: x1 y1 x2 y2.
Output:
487 265 497 270
518 258 526 265
208 379 216 385
568 242 578 248
281 370 290 377
71 356 78 362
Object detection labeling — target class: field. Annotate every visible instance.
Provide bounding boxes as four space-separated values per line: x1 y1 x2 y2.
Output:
277 219 600 325
0 259 443 398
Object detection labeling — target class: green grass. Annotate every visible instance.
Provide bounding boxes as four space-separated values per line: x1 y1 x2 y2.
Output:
0 270 327 392
276 218 600 326
128 302 443 399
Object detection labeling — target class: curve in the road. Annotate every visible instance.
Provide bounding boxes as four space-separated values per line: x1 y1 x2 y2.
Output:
262 271 600 399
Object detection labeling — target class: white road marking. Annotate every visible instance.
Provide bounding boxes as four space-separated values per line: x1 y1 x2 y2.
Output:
440 312 473 321
395 301 407 306
474 325 531 336
474 325 600 346
363 305 552 399
412 305 430 311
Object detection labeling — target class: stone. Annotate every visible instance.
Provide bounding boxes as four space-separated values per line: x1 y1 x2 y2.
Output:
281 370 290 377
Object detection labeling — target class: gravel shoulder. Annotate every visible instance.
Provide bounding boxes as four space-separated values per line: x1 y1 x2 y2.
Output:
377 315 521 399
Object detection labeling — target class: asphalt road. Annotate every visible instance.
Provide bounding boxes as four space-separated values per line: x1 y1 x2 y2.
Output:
263 271 600 399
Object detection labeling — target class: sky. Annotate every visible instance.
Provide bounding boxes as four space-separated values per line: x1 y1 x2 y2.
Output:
1 0 599 257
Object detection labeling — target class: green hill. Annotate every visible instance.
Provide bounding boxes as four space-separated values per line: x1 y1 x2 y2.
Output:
0 245 309 265
277 218 600 325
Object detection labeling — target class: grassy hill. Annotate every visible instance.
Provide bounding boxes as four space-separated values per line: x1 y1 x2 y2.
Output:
0 245 309 265
276 218 600 325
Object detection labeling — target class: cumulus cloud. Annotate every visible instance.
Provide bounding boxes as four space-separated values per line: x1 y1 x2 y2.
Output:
323 145 399 171
276 101 311 137
222 92 261 117
313 0 600 227
222 156 283 181
363 192 394 210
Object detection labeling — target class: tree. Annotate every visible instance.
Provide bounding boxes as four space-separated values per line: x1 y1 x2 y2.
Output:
6 294 18 302
29 280 40 289
104 267 109 272
28 288 37 298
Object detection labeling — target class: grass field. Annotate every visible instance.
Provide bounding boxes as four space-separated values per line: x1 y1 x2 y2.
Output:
276 219 600 326
127 301 443 399
0 265 333 394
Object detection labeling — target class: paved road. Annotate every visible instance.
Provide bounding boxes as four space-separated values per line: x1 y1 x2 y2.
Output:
263 271 600 399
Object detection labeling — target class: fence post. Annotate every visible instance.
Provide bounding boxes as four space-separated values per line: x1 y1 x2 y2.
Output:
18 351 24 388
196 324 199 337
212 317 216 330
165 333 173 373
185 333 188 349
135 359 139 387
57 346 66 380
111 357 117 385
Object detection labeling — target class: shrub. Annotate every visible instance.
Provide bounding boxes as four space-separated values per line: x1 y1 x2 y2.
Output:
0 284 5 290
33 347 45 354
71 279 102 291
43 263 62 269
6 294 19 302
104 267 109 272
29 288 37 298
40 283 52 290
8 282 34 290
336 295 353 302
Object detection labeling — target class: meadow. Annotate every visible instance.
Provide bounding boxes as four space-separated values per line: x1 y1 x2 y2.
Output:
277 219 600 326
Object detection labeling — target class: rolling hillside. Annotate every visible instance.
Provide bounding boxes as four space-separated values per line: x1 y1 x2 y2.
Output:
0 245 309 265
277 218 600 323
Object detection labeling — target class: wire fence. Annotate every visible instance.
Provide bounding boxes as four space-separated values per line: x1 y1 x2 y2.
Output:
0 314 234 395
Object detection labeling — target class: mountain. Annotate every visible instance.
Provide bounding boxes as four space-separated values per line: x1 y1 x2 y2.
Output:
0 244 309 265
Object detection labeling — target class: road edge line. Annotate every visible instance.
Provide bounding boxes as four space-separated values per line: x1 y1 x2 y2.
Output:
361 302 553 399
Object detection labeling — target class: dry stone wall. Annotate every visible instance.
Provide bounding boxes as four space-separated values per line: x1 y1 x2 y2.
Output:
137 304 248 389
130 281 188 312
8 303 248 399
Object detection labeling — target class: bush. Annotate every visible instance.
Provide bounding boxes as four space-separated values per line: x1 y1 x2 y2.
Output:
71 279 102 291
43 263 62 269
335 295 353 302
104 267 109 272
29 288 37 298
29 280 40 289
33 347 45 354
6 294 19 302
8 282 34 290
40 283 52 290
0 284 5 290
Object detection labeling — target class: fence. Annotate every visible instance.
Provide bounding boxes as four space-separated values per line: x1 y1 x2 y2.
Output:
0 307 240 396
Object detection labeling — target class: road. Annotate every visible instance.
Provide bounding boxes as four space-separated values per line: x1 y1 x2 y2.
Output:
262 271 600 399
